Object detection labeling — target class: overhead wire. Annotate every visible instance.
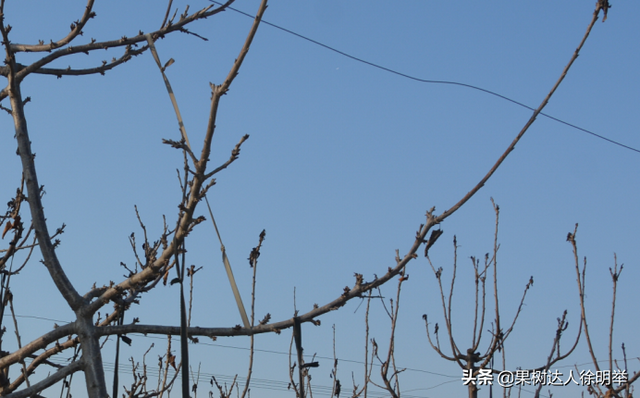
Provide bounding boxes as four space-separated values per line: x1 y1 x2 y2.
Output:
210 1 640 155
22 331 446 397
53 350 433 397
6 313 458 384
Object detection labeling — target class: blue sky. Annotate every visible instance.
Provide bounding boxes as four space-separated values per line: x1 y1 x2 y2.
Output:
0 1 638 397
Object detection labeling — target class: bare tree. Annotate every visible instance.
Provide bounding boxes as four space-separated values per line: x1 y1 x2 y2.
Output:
567 228 637 398
423 201 580 398
0 1 612 397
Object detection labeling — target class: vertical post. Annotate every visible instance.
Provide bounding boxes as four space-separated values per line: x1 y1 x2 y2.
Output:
178 248 190 398
293 317 304 398
112 308 124 398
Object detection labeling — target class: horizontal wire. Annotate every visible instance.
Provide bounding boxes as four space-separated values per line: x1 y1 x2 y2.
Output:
6 314 458 379
211 1 640 154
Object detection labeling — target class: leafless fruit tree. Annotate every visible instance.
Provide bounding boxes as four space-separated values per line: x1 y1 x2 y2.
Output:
567 228 637 398
423 201 580 398
0 1 612 397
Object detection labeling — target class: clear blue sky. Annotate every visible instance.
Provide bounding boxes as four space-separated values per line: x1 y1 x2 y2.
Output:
0 1 638 397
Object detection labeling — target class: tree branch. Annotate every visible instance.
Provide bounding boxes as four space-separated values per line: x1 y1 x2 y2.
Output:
434 5 604 226
0 10 84 312
0 1 238 100
9 0 96 53
3 359 83 398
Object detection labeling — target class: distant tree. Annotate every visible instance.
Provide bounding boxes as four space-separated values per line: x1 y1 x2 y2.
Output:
423 201 580 398
566 227 637 398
